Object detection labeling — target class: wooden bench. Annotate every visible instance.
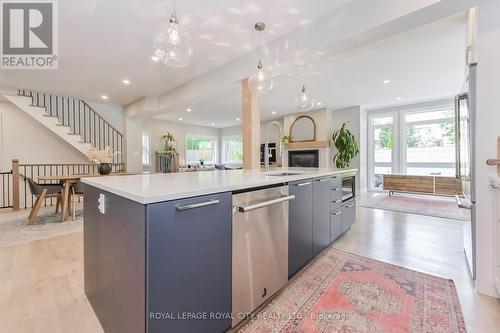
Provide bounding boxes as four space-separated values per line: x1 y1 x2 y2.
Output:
383 174 462 196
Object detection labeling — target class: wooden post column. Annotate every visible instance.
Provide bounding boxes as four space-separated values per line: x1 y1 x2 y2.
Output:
12 159 20 210
242 78 261 170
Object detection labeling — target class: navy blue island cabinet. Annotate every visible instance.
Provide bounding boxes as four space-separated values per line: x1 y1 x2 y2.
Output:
84 185 232 333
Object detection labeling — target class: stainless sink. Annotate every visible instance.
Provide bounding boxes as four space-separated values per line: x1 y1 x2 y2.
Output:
267 172 303 177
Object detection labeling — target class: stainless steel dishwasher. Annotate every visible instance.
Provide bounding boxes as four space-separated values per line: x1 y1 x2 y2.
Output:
232 185 294 327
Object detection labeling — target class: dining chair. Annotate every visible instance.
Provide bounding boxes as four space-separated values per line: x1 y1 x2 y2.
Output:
70 181 85 221
26 177 64 225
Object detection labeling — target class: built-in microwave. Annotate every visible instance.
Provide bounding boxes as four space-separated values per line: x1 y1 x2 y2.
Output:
342 175 355 202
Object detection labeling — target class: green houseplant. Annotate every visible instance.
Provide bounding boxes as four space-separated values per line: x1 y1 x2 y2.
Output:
331 122 359 168
161 132 177 152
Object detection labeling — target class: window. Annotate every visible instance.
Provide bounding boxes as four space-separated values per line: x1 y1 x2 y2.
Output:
368 102 456 190
142 130 151 165
222 136 243 164
185 135 217 164
403 108 456 176
368 114 395 189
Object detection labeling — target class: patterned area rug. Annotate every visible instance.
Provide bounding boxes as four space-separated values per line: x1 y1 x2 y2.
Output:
0 205 83 247
239 247 466 333
359 194 470 221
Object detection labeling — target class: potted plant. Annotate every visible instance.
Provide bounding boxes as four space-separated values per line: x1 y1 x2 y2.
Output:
85 146 119 175
161 132 177 153
331 122 359 168
199 158 205 167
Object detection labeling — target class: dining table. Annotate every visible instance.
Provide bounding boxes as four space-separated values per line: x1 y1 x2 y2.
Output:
37 172 130 221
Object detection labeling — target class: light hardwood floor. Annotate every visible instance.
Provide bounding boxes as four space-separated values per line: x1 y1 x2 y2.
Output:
0 206 499 332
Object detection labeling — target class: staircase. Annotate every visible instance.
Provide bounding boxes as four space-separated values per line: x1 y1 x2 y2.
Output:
3 90 124 164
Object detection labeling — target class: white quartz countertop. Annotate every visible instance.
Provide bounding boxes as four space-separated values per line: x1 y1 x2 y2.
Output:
81 168 357 204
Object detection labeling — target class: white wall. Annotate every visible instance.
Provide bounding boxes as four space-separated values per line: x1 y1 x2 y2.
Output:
474 1 500 298
330 106 362 191
0 101 88 171
86 102 125 133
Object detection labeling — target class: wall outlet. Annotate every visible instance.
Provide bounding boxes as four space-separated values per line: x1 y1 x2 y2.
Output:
98 193 106 214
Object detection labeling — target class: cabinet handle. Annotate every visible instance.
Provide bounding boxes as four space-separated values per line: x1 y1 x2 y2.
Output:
344 204 355 208
295 182 312 187
332 211 342 216
332 187 341 191
236 195 295 213
316 178 329 182
176 200 220 211
333 199 341 203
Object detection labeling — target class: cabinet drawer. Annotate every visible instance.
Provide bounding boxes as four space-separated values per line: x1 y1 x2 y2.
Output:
330 198 342 211
330 209 342 242
341 199 356 234
330 175 341 189
331 188 342 203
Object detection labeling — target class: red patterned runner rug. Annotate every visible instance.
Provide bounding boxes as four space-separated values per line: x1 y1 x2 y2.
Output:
238 247 466 333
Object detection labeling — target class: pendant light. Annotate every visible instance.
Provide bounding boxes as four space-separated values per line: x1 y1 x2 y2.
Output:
296 84 316 112
153 0 193 68
249 22 273 95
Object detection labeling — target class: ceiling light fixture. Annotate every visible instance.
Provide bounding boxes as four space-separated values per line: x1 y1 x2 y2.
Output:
272 111 276 115
248 22 273 95
151 55 160 62
236 118 240 121
122 79 130 85
211 122 215 126
153 0 193 68
186 108 191 112
101 95 108 100
396 97 402 101
383 79 391 84
317 102 322 106
178 117 183 121
296 84 316 112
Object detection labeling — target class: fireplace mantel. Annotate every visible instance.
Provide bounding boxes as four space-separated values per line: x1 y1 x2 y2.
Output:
284 140 330 149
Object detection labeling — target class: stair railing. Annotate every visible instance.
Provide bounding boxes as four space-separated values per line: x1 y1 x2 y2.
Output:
17 89 124 164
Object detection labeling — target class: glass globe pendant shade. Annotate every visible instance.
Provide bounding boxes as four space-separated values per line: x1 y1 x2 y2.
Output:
249 61 273 95
153 14 193 68
296 85 316 111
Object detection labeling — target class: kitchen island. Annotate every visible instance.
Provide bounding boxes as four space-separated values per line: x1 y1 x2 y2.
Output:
82 168 357 333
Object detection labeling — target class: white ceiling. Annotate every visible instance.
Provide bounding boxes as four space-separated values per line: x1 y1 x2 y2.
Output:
0 0 350 106
155 13 467 128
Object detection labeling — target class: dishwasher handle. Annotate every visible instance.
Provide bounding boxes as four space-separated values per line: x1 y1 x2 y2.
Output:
236 195 295 213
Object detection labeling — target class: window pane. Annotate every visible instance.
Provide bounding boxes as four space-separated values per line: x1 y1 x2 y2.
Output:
224 137 243 163
374 128 392 163
404 108 456 176
405 108 454 123
186 136 216 163
373 116 393 126
142 131 150 165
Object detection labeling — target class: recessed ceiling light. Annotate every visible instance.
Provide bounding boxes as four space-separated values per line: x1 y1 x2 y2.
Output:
396 97 402 101
101 95 108 100
317 102 322 106
151 55 160 62
122 79 130 85
211 122 215 126
383 79 391 84
236 118 240 121
272 111 276 115
178 117 183 121
186 108 192 112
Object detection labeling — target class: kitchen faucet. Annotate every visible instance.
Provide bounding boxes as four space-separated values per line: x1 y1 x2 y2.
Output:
264 121 284 172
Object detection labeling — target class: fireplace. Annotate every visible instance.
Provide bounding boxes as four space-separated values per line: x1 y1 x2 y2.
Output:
288 150 319 168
